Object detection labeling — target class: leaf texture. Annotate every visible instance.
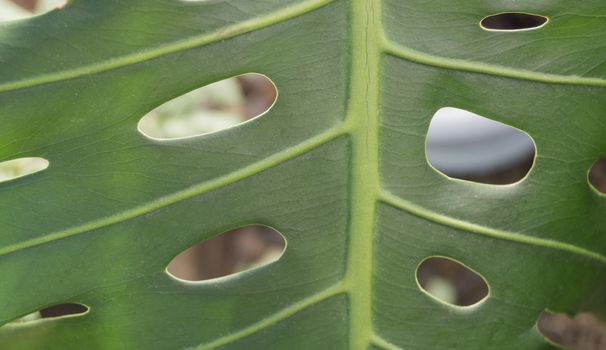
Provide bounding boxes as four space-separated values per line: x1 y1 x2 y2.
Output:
0 0 605 349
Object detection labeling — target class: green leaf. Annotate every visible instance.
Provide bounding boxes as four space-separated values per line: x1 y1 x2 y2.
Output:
1 0 605 349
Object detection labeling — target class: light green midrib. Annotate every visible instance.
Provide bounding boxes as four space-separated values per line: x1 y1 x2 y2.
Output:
343 0 382 348
0 0 334 93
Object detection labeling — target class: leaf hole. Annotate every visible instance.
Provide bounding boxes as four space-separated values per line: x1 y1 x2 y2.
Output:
588 156 606 195
0 0 67 21
425 107 535 185
10 303 89 324
416 256 489 307
480 12 548 32
138 73 277 140
0 157 49 184
166 225 286 282
39 303 89 318
537 311 606 349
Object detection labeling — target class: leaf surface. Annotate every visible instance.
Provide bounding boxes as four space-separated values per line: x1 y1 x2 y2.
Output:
0 0 605 349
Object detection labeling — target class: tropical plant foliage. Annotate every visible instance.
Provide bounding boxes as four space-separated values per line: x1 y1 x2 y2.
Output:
0 0 605 349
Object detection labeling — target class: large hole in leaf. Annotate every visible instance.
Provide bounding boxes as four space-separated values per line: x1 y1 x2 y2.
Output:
426 107 535 185
138 73 277 140
166 225 286 282
537 311 606 349
9 303 89 324
481 12 548 31
0 0 67 21
588 157 606 195
416 256 489 307
0 157 49 184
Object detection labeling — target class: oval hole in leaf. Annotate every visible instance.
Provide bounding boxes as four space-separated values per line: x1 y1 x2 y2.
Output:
166 225 286 282
0 0 68 22
588 156 606 195
138 73 277 140
537 310 606 349
0 157 49 184
481 12 548 31
9 303 89 324
40 303 89 318
425 107 535 185
416 256 489 307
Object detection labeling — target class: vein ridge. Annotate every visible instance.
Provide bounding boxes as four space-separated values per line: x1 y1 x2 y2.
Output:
382 40 606 88
379 190 606 265
0 127 346 257
0 0 334 94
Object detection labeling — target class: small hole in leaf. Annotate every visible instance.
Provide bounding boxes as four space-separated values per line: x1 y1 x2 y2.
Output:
537 311 606 349
481 12 548 31
416 257 489 307
0 0 67 21
0 157 49 184
9 303 89 324
166 225 286 282
138 73 277 140
588 157 606 195
426 107 535 185
40 303 88 318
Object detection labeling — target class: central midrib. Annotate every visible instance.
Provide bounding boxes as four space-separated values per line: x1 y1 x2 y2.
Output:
344 0 382 348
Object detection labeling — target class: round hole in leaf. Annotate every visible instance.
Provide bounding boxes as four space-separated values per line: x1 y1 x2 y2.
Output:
138 73 277 140
481 12 548 31
537 310 606 349
588 156 606 195
0 157 49 184
166 225 286 282
425 107 535 185
0 0 68 22
416 256 489 307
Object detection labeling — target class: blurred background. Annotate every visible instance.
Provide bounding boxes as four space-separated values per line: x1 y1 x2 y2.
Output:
0 0 66 20
1 2 605 349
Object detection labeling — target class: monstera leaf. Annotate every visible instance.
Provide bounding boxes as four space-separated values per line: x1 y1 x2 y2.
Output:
1 0 605 349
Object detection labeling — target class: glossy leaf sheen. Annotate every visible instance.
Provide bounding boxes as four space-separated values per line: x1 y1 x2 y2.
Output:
0 1 604 349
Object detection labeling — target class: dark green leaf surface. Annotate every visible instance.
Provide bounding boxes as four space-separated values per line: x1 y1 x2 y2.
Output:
0 0 604 349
